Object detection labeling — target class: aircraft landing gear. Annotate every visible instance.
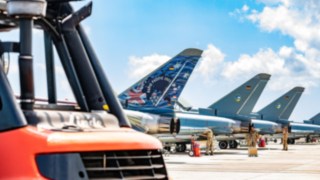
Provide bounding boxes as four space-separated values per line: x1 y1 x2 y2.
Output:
219 141 228 149
288 138 295 144
229 140 238 149
306 136 311 143
176 143 187 152
164 146 170 151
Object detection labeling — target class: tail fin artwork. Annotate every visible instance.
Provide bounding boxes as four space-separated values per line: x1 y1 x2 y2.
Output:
257 87 305 121
207 73 271 118
119 48 203 114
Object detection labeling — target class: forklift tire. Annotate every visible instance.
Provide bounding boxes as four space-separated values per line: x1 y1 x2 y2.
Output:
219 141 228 149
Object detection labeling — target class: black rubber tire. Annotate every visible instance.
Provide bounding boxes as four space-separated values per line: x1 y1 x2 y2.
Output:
306 136 311 143
176 143 187 152
164 146 171 151
188 151 194 157
229 140 238 149
288 138 295 144
219 141 228 149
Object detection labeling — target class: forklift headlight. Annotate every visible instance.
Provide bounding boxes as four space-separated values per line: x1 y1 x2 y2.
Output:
7 0 47 17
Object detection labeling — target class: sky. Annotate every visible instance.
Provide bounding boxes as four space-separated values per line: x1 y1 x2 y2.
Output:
2 0 320 122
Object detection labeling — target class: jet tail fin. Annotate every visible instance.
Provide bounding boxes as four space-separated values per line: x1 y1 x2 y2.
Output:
208 73 271 117
310 113 320 122
305 113 320 125
118 48 203 113
257 87 304 121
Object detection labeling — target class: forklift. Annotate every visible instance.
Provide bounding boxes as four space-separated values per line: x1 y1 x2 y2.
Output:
0 0 168 179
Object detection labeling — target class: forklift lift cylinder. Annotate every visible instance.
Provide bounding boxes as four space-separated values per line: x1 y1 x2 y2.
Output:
18 18 35 110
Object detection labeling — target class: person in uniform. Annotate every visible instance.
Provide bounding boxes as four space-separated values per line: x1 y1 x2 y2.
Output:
282 126 289 151
201 129 214 155
246 126 259 157
247 126 259 147
211 130 215 155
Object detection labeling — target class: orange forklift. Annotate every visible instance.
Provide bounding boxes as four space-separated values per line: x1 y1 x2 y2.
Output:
0 0 168 179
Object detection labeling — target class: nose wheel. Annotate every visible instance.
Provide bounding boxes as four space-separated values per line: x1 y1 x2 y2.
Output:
218 141 228 149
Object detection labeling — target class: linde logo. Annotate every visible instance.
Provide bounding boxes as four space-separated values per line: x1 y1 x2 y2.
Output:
68 113 104 128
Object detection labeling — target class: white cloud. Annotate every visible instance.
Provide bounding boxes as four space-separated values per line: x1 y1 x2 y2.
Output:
126 40 319 91
222 47 319 90
195 44 225 80
242 5 249 12
192 45 297 89
207 45 317 90
222 48 289 79
127 54 170 79
278 46 293 58
229 4 251 21
224 0 320 91
247 0 320 53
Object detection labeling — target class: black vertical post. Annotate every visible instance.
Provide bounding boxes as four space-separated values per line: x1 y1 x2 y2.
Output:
19 18 34 110
52 37 89 111
62 29 107 111
44 31 57 104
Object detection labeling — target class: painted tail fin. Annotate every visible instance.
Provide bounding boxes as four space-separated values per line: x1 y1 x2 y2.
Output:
257 86 305 121
208 73 271 118
119 48 203 113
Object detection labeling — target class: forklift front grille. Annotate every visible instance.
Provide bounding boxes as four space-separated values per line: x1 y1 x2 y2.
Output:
80 150 168 180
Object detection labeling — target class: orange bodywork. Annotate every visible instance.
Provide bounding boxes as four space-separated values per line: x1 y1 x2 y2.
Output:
0 126 163 179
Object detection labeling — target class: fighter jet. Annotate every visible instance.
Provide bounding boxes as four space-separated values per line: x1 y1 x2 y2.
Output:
249 87 305 137
119 49 240 152
176 73 275 149
289 122 320 143
205 73 277 137
250 87 320 144
287 113 320 143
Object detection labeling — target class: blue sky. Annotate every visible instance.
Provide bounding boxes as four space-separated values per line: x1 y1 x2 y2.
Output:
82 0 292 73
2 0 320 122
77 0 319 122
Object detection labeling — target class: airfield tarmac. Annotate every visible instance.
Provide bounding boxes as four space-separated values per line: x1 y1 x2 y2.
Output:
164 141 320 180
